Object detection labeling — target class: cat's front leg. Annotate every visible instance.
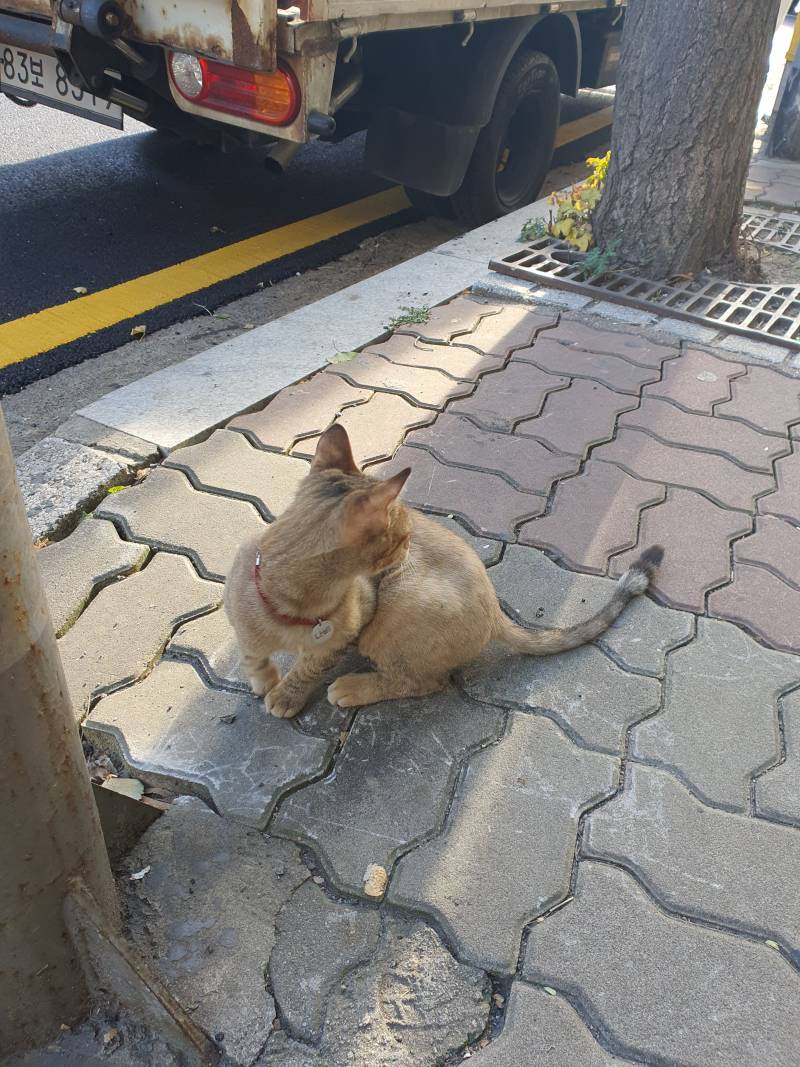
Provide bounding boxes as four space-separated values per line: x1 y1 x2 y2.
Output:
242 652 280 698
267 647 343 719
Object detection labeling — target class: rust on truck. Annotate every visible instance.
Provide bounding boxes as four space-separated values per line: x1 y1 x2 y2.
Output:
120 0 276 70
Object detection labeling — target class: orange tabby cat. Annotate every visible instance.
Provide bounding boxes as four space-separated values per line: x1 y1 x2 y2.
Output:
225 424 663 719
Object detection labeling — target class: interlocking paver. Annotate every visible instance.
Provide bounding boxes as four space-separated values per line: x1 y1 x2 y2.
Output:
585 763 800 955
325 352 473 410
364 333 502 381
709 561 800 654
544 319 678 368
461 643 660 754
291 391 434 465
273 690 505 895
390 714 618 973
397 295 556 356
446 360 568 432
490 545 692 676
715 364 800 435
513 340 660 394
270 880 381 1043
757 689 800 824
518 461 665 574
760 448 800 523
96 467 266 581
85 659 332 826
374 447 546 539
37 517 148 637
515 379 638 458
470 983 632 1066
523 862 800 1066
60 552 220 719
631 617 800 809
166 429 309 520
732 514 800 588
431 515 503 565
644 347 745 413
593 428 772 510
610 487 752 612
228 374 370 451
619 396 788 471
405 413 578 492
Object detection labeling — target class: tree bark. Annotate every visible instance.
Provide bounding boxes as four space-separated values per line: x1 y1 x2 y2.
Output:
595 0 782 278
0 408 118 1056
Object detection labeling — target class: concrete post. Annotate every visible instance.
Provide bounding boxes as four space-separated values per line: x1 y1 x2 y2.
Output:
0 408 118 1056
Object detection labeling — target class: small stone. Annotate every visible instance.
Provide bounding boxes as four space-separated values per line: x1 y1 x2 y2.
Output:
363 863 389 898
312 875 324 885
492 993 505 1007
219 714 237 725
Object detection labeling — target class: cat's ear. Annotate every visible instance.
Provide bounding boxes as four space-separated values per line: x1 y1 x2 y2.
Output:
312 423 359 474
341 468 411 541
368 467 411 509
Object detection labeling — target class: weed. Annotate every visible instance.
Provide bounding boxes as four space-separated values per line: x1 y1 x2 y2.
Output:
519 217 547 242
388 305 431 330
575 240 621 280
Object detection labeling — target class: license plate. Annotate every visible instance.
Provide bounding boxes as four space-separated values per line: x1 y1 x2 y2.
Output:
1 46 122 129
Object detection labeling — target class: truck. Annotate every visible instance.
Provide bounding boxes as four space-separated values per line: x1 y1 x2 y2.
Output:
0 0 624 226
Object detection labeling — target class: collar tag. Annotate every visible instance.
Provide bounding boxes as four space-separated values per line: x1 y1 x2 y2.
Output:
311 620 334 643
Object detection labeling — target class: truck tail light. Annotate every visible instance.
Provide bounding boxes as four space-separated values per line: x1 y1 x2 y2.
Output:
168 51 301 126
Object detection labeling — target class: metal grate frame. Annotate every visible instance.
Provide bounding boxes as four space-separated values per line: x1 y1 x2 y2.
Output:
742 207 800 253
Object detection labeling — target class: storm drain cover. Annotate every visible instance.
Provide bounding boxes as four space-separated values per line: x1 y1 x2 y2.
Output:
489 237 800 351
742 207 800 253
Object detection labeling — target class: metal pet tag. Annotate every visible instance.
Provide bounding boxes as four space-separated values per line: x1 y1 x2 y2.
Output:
311 620 334 644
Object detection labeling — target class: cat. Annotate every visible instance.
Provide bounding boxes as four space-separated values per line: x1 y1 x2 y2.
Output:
224 423 663 719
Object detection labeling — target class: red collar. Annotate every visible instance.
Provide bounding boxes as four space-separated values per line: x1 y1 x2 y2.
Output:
253 551 323 628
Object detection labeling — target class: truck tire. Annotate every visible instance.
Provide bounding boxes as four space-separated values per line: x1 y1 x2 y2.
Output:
450 50 560 228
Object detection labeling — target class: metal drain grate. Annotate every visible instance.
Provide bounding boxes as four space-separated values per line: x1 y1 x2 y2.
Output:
741 207 800 253
489 238 800 351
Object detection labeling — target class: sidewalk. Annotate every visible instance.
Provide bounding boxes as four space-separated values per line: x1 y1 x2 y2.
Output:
30 164 800 1065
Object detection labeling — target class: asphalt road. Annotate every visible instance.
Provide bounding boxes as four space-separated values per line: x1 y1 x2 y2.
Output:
0 91 611 393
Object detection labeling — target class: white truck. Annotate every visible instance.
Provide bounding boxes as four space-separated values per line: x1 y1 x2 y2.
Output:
0 0 624 224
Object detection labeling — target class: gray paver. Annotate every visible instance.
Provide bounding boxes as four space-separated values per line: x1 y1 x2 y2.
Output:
273 689 505 894
365 332 503 381
631 617 800 810
757 688 800 824
85 659 332 826
37 517 148 636
325 352 473 410
644 347 745 413
585 763 800 955
544 319 676 368
489 544 693 676
96 467 266 581
446 360 568 432
470 983 632 1066
397 295 554 357
390 714 617 973
165 429 309 519
513 341 660 394
59 552 220 719
55 414 160 463
430 515 503 566
123 796 308 1065
270 880 381 1043
515 378 639 458
523 861 800 1067
17 436 133 542
462 643 661 754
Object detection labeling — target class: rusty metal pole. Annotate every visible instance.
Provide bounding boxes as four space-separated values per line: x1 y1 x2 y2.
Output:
0 407 118 1056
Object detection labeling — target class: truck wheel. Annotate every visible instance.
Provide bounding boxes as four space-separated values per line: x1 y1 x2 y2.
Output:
404 186 456 220
451 50 560 228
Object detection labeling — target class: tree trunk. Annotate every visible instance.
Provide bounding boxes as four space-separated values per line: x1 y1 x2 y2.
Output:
0 408 118 1056
595 0 781 278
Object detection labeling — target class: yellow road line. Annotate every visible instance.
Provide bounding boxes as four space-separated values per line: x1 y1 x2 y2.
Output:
0 186 410 369
555 105 614 148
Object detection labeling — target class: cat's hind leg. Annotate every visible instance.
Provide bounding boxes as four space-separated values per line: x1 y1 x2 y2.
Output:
327 668 446 708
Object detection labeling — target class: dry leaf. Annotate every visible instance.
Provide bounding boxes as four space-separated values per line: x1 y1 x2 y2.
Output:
72 286 88 295
765 939 780 950
243 323 256 330
130 324 146 340
129 865 151 881
102 776 145 801
543 986 557 997
362 863 388 899
327 351 359 364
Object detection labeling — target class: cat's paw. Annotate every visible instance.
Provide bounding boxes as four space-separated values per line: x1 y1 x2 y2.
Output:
249 665 280 697
327 673 376 708
266 683 305 720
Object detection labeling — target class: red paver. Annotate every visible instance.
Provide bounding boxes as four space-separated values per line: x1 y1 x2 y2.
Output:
644 349 746 414
373 446 545 539
543 320 678 368
446 361 568 432
513 340 659 395
594 428 772 512
759 450 800 524
364 334 502 382
229 374 370 451
517 461 665 574
709 563 800 654
325 352 473 410
619 397 788 472
405 413 578 493
398 295 556 356
733 516 800 589
515 379 639 458
610 487 752 612
292 392 436 466
715 365 800 435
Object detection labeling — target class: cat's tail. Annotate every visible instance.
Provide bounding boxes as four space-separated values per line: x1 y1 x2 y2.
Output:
494 545 664 656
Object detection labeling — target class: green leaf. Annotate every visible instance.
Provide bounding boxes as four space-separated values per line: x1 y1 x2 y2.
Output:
327 351 360 364
106 485 126 495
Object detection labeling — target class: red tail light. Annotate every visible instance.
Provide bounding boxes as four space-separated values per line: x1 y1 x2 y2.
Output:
169 52 301 127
